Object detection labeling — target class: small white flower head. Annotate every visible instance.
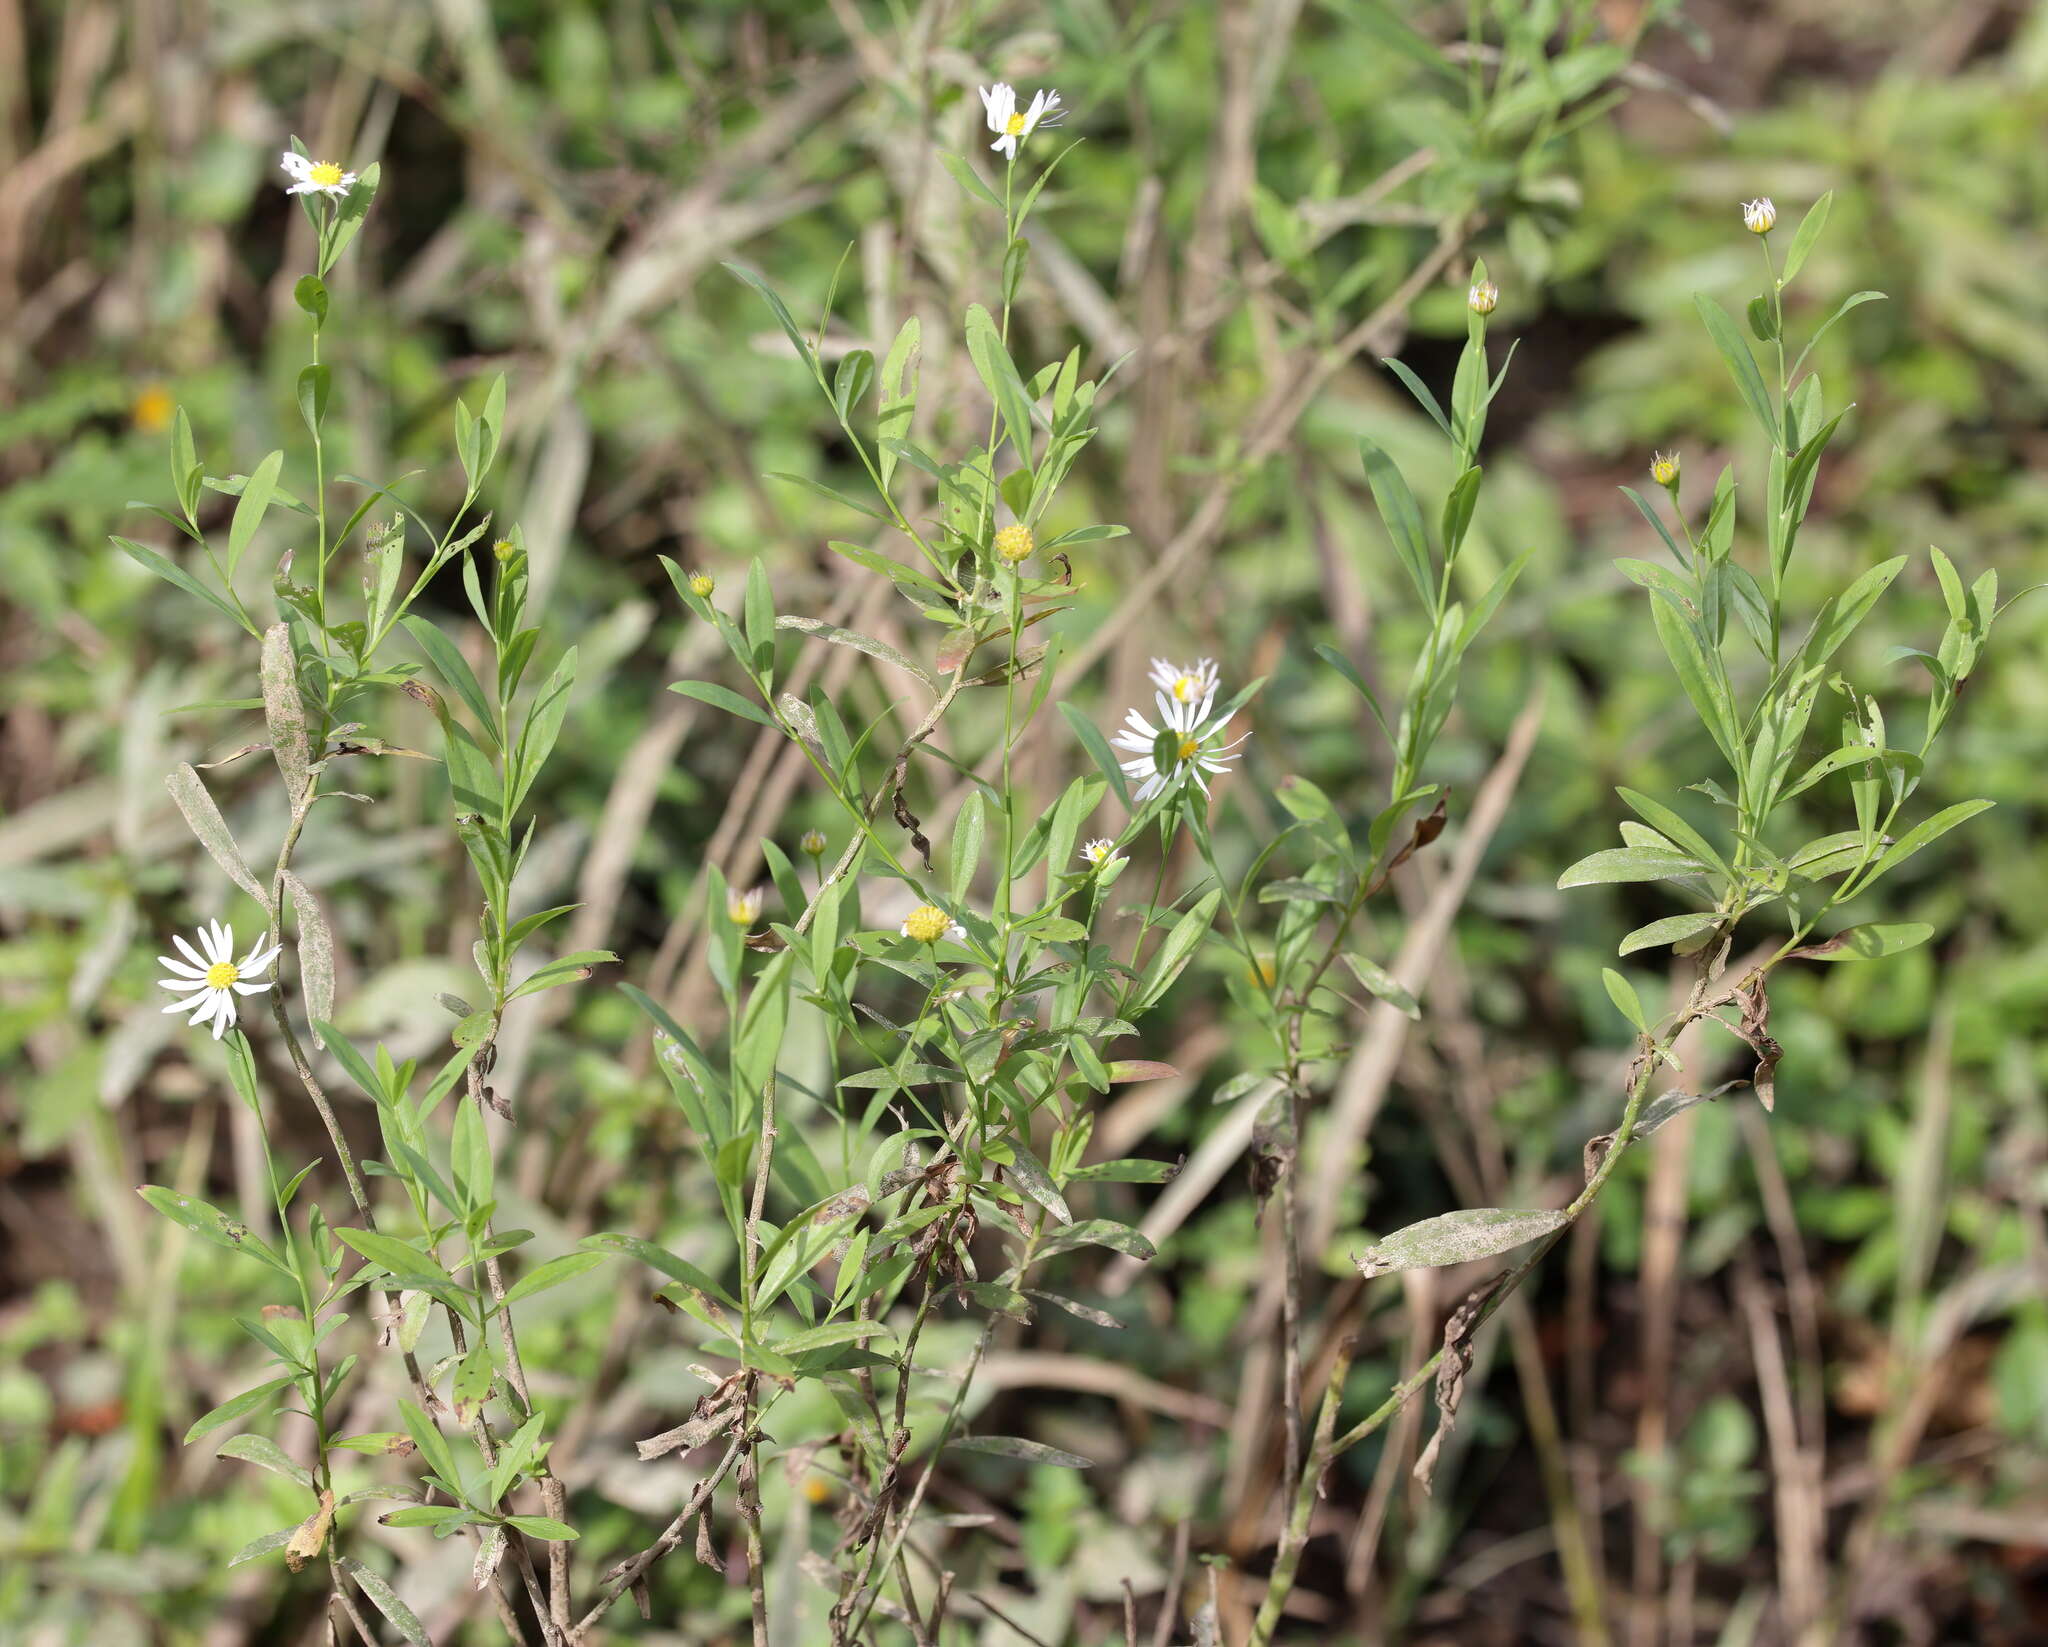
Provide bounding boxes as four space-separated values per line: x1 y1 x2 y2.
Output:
1146 657 1220 708
158 920 281 1040
900 903 967 945
979 83 1063 160
1650 451 1680 488
1467 278 1499 316
1080 838 1121 870
799 829 828 858
1741 197 1776 235
1111 665 1251 806
281 151 358 200
727 886 766 929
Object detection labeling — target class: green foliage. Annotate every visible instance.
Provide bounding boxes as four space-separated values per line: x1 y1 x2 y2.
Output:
8 2 2047 1643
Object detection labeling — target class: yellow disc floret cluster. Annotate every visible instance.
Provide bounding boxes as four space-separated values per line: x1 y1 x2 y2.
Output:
901 904 954 943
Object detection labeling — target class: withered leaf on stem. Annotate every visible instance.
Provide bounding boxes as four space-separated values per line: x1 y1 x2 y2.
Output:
1365 794 1449 897
1733 972 1782 1112
1413 1270 1511 1493
284 1489 336 1572
889 750 933 869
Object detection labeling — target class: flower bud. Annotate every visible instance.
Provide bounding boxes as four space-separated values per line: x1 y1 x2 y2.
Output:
1742 197 1776 235
799 829 827 857
1466 278 1499 316
1650 451 1680 489
993 524 1034 564
688 571 715 597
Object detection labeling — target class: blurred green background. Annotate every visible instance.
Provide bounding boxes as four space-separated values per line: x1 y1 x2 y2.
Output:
5 1 2048 1643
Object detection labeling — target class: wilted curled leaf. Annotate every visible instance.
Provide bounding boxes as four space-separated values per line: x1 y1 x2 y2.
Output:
889 749 933 869
1730 972 1782 1113
1584 1080 1748 1179
1413 1270 1510 1493
284 1489 336 1572
1356 1206 1569 1279
1365 793 1448 897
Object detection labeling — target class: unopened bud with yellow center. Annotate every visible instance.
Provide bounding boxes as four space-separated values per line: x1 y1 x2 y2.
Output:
800 829 827 857
1650 452 1680 489
727 886 765 929
1467 278 1499 316
1741 197 1776 235
688 571 716 598
492 537 519 563
993 524 1034 564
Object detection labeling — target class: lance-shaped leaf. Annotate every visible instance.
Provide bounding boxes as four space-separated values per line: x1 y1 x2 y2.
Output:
1789 921 1935 962
259 624 311 802
1694 293 1780 448
280 870 333 1045
336 1554 433 1647
1557 846 1706 888
218 1433 315 1487
777 615 937 692
1356 1207 1570 1279
947 1435 1092 1468
1618 911 1721 956
165 764 272 911
1359 439 1435 606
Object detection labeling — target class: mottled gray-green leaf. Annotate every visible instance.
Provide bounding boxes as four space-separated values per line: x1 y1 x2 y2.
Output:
337 1554 434 1647
947 1434 1092 1468
1356 1207 1569 1279
259 624 311 803
281 870 332 1046
775 615 939 693
165 764 271 911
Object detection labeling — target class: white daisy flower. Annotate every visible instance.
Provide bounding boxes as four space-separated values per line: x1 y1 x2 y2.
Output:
1741 196 1776 235
281 152 358 200
979 83 1063 160
159 920 282 1040
900 904 968 945
1080 838 1121 869
1147 656 1220 708
1111 668 1250 805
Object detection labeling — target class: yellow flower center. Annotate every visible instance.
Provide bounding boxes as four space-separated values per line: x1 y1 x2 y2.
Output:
1176 734 1200 762
309 162 346 188
994 524 1033 563
1004 113 1028 136
206 962 240 988
1171 673 1199 702
689 573 716 597
902 904 952 943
